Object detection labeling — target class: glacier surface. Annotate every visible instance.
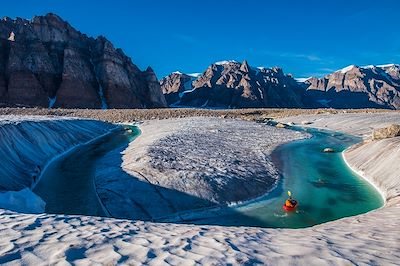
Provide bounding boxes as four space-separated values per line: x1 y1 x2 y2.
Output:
0 116 117 192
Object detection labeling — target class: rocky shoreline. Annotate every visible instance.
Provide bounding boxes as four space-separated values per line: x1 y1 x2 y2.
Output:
0 107 397 123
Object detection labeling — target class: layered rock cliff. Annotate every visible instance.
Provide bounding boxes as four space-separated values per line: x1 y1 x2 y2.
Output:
0 14 167 108
305 64 400 109
161 60 308 108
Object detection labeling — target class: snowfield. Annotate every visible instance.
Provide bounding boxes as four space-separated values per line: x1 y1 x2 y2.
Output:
0 113 399 265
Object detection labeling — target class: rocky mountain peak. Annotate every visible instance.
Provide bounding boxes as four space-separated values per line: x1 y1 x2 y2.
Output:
161 60 307 108
145 66 155 73
161 61 400 110
305 64 400 109
32 13 67 26
0 14 167 109
240 60 250 72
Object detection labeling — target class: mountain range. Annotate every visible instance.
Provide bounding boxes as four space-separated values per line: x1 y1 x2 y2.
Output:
161 62 400 109
161 60 310 108
0 14 399 110
305 64 400 109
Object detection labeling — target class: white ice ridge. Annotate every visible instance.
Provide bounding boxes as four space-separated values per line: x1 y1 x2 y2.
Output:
376 63 399 68
362 63 400 69
172 72 200 78
214 60 238 65
0 116 117 192
295 77 312 82
187 73 201 78
338 63 400 73
338 65 357 74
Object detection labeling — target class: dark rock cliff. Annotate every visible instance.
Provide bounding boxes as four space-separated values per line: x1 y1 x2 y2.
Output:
0 13 167 108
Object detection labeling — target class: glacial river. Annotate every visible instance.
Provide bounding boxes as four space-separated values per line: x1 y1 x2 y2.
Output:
33 126 140 216
33 125 383 228
188 127 384 228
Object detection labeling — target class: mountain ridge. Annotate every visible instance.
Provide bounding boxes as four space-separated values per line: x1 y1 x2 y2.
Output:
305 64 400 109
162 62 400 109
161 60 309 108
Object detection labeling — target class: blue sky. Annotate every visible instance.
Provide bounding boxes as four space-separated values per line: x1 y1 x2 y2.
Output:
2 0 399 78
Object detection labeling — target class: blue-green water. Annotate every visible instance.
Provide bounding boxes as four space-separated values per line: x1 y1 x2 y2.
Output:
185 128 384 228
34 125 140 216
34 124 383 228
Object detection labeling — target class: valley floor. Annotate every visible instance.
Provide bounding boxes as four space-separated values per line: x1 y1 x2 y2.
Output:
0 111 399 265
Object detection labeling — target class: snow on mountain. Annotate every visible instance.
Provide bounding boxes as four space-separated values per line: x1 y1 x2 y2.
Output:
338 65 357 74
187 73 201 78
214 60 238 65
340 63 400 71
376 63 399 68
295 77 312 83
306 63 400 109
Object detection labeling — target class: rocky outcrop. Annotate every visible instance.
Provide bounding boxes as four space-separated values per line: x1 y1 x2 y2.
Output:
161 60 308 108
0 14 167 109
372 124 400 140
305 64 400 109
323 147 334 153
160 72 196 105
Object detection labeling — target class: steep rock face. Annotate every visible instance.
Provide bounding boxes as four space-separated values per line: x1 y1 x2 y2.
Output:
160 72 196 105
305 64 400 109
0 14 167 108
143 67 169 108
55 44 101 108
161 60 307 108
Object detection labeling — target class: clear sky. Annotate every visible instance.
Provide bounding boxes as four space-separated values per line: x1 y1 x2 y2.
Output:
2 0 399 78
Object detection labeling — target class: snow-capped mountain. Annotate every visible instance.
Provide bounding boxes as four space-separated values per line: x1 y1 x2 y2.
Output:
160 60 309 108
304 64 400 109
163 62 400 109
